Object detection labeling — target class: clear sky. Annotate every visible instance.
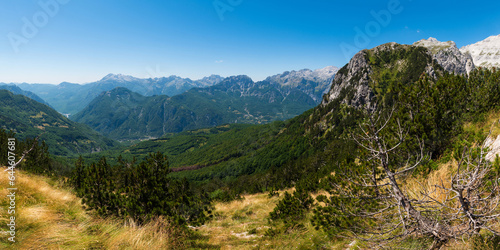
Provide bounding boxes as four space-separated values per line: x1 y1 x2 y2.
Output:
1 0 499 84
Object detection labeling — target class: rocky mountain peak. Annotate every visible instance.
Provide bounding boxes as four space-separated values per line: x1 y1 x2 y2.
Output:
266 66 338 87
197 75 225 86
413 37 474 75
460 34 500 69
414 37 456 51
322 39 483 110
322 48 374 109
101 73 138 82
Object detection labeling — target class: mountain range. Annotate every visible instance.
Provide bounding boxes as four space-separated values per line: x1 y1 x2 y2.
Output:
71 68 338 140
12 67 337 117
15 74 225 115
2 34 498 157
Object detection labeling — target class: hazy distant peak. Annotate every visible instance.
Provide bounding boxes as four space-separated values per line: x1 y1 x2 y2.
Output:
58 81 80 87
101 73 138 82
265 66 338 87
225 75 253 82
313 66 340 79
196 75 225 86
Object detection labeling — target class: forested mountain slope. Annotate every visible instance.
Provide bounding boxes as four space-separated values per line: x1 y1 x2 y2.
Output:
0 90 117 156
72 75 326 140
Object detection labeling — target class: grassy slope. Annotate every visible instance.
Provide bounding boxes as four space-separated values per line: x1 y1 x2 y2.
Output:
0 167 345 249
0 169 189 249
194 190 346 249
1 163 496 249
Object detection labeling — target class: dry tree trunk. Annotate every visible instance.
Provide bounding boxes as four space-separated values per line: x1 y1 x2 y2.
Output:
347 110 500 249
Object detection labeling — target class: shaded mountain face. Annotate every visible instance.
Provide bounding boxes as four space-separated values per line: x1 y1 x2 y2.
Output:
0 90 117 156
72 75 323 140
15 74 225 115
460 34 500 69
322 42 473 109
0 84 50 107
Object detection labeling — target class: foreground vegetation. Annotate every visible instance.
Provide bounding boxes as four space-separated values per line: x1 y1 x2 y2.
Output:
2 166 499 249
0 169 194 249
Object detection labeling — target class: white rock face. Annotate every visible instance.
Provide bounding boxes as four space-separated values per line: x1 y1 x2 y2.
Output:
312 66 340 81
484 134 500 162
414 37 475 75
460 34 500 69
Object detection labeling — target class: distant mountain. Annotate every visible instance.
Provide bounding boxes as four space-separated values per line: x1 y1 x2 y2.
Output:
265 66 339 102
72 72 333 140
0 84 50 106
0 89 117 156
460 34 500 69
15 74 225 115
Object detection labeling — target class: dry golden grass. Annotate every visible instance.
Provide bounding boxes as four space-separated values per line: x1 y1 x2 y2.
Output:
404 160 455 205
0 168 344 249
0 168 185 249
194 189 346 249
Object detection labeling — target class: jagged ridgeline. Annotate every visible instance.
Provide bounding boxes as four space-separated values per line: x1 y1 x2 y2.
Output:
0 90 117 156
72 76 323 140
16 74 226 116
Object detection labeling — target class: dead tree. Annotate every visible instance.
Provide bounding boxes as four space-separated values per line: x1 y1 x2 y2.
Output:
314 110 500 249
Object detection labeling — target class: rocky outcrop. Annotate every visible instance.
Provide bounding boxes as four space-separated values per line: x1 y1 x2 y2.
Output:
322 49 374 109
414 37 475 75
460 34 500 69
484 135 500 162
323 39 481 109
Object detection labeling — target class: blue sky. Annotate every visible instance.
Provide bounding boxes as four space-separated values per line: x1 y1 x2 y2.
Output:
1 0 499 84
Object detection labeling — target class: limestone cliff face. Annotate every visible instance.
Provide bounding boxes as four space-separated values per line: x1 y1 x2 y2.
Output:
322 49 374 109
414 37 475 75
